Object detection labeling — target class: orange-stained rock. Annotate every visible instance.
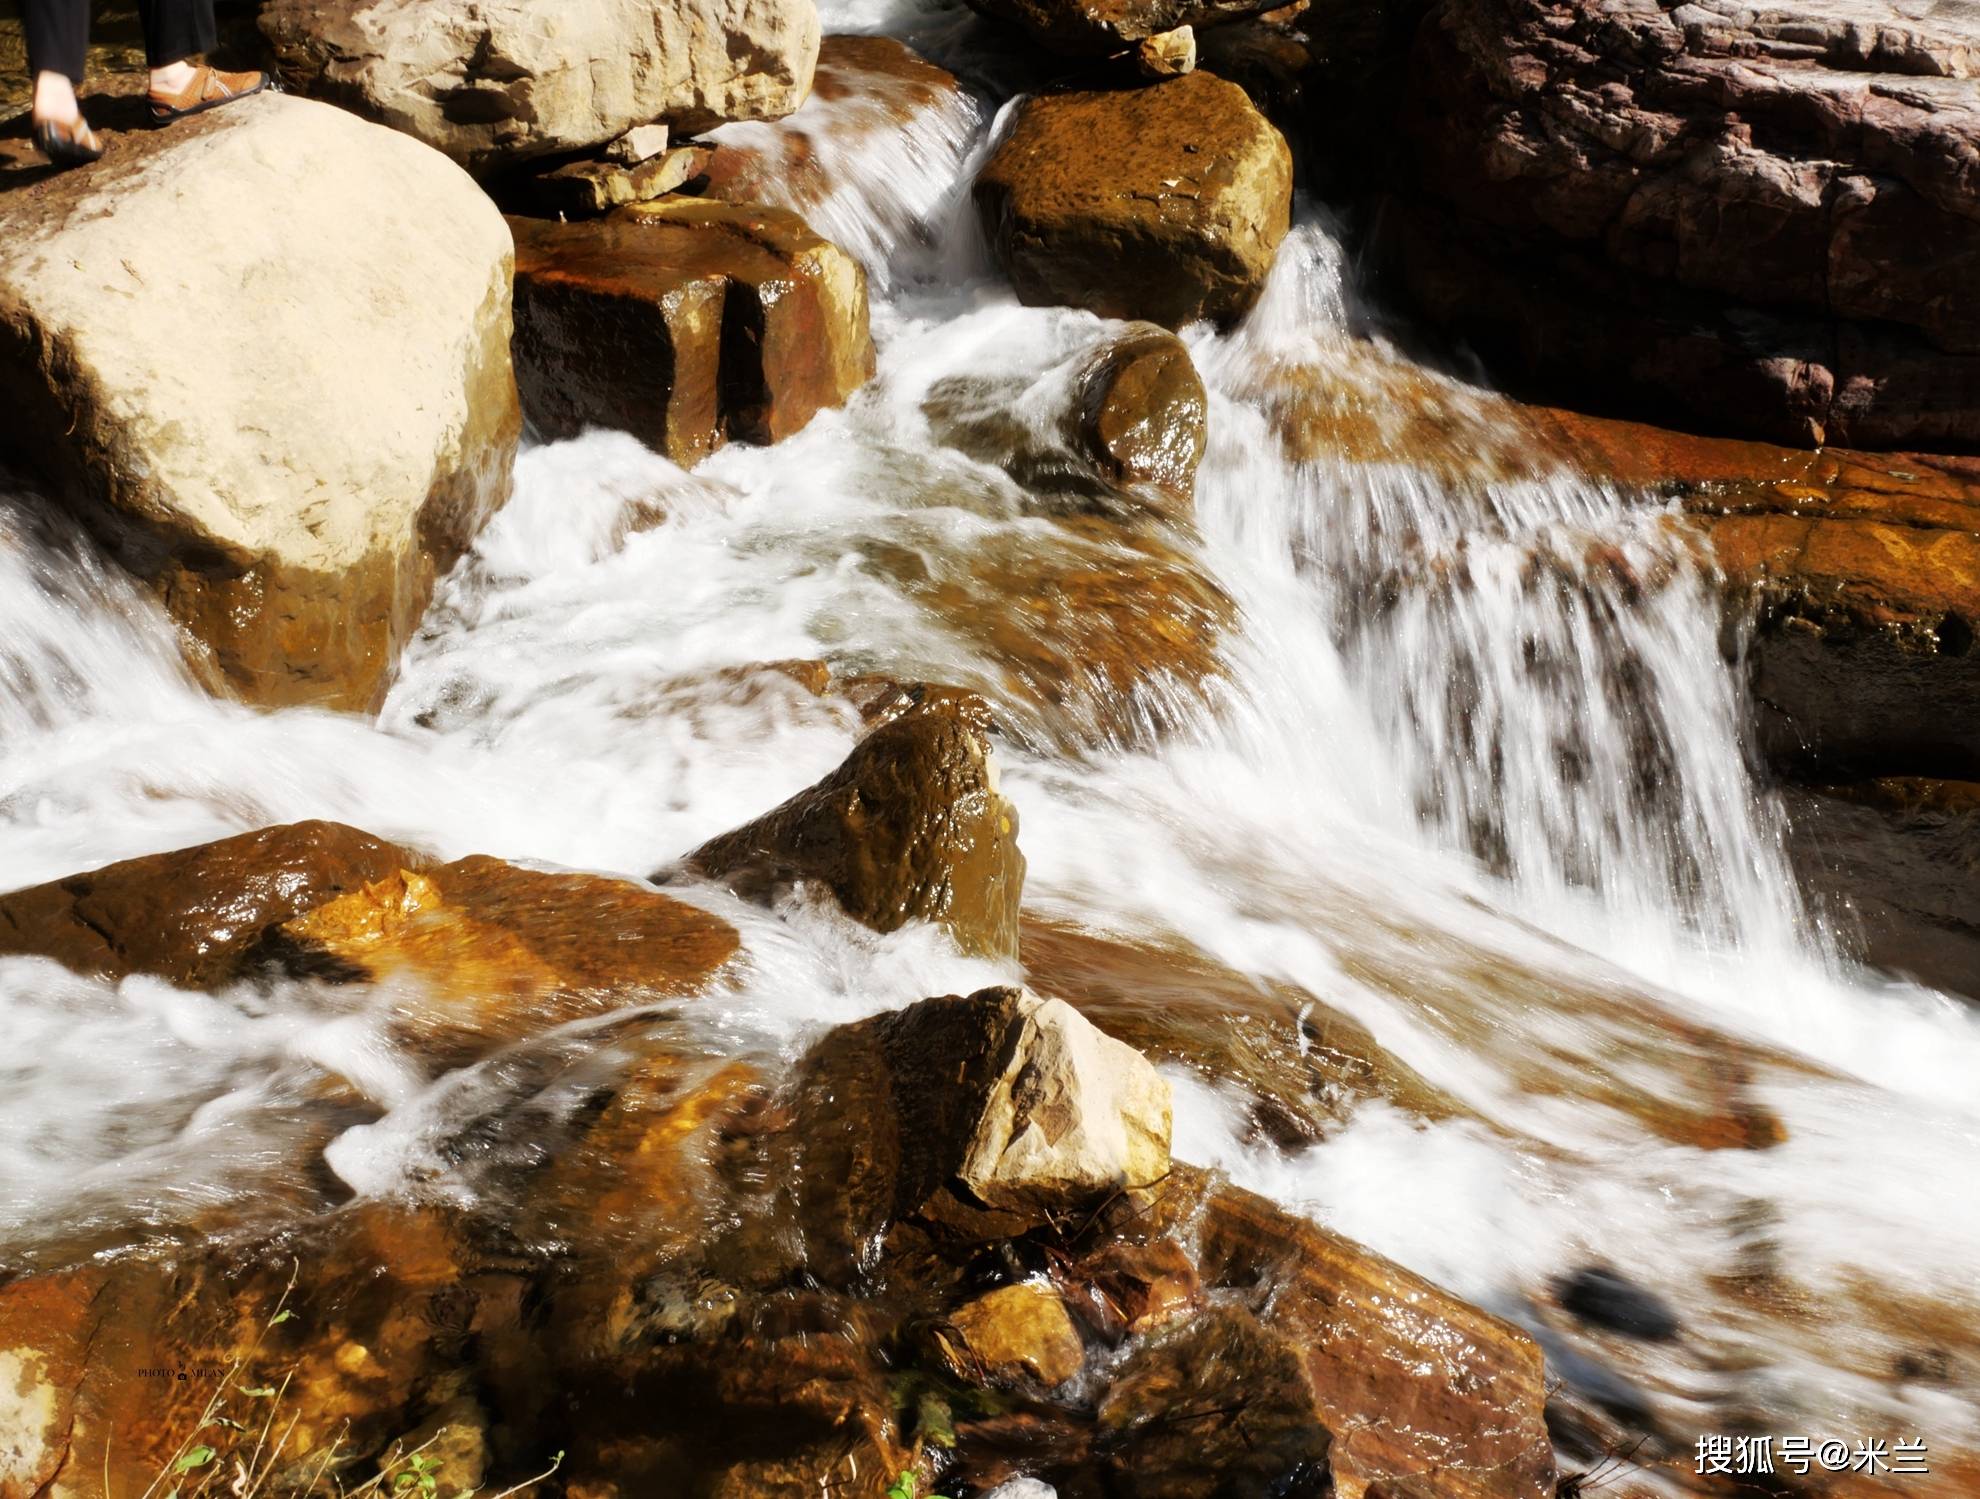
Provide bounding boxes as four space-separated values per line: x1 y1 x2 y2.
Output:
1175 1169 1557 1499
508 200 873 466
975 73 1292 329
679 700 1023 960
0 821 408 988
935 1280 1086 1388
271 856 740 1057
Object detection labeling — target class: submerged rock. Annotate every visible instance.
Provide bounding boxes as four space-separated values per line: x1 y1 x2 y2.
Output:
1555 1265 1681 1343
1393 0 1980 447
0 96 519 712
679 699 1024 960
975 72 1292 329
260 0 820 173
509 199 874 467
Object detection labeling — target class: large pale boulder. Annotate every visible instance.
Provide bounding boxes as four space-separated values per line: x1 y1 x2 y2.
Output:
975 72 1292 329
509 200 875 466
260 0 821 173
0 95 519 711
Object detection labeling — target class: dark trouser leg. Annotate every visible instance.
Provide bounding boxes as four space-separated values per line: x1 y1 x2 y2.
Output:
136 0 218 68
21 0 89 86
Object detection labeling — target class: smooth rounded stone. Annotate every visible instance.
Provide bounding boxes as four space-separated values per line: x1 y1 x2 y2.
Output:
0 821 407 988
676 698 1024 961
509 200 875 467
936 1280 1086 1387
0 95 519 712
259 0 821 173
974 72 1292 329
920 323 1208 513
1554 1266 1681 1343
1392 0 1980 447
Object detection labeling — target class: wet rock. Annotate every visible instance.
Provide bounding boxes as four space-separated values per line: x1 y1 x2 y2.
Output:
1555 1266 1681 1344
786 986 1170 1279
1064 1236 1201 1341
921 324 1208 514
1183 1170 1558 1498
1781 779 1980 1004
968 0 1286 56
1023 914 1461 1145
510 145 711 219
1098 1305 1332 1499
975 72 1292 329
0 96 519 712
696 36 969 231
1392 0 1980 447
936 1280 1086 1387
260 0 820 174
679 699 1024 960
269 856 741 1058
1538 406 1980 782
0 821 407 988
878 516 1236 751
509 199 874 467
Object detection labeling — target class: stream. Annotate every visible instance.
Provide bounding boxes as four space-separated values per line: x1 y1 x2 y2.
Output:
3 0 1979 1488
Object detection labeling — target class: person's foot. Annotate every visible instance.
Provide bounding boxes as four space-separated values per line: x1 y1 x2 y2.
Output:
147 63 271 125
29 70 103 168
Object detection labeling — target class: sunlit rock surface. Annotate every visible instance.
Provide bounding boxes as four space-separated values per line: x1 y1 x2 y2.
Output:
976 72 1293 328
0 96 519 711
260 0 822 172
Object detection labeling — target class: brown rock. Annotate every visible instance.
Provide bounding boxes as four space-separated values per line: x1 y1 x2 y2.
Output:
1781 779 1980 1004
0 96 519 711
679 700 1024 960
511 145 711 219
1097 1304 1332 1498
937 1280 1086 1387
784 986 1168 1280
974 72 1292 329
269 855 741 1058
1188 1171 1557 1498
1065 1235 1202 1340
920 323 1208 514
1393 0 1980 447
509 199 875 466
0 821 408 988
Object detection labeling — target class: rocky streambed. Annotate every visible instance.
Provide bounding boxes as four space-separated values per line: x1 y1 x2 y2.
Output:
3 0 1980 1497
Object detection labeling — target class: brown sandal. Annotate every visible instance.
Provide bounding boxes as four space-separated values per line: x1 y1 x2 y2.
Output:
148 65 271 125
31 115 105 167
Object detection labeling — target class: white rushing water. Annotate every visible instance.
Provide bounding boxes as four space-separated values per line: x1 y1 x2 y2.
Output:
4 5 1980 1483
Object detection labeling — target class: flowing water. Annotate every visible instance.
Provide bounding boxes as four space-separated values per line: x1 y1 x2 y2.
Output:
5 4 1980 1489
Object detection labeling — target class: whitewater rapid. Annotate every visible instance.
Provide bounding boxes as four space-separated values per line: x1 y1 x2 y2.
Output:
3 2 1979 1483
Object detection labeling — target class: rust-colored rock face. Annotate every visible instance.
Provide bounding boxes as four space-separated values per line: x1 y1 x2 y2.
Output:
509 200 875 466
975 72 1292 329
0 97 519 713
0 822 406 988
1394 0 1980 448
681 700 1024 960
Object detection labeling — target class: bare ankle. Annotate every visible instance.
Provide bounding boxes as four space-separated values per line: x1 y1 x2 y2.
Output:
149 59 198 94
31 70 80 125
